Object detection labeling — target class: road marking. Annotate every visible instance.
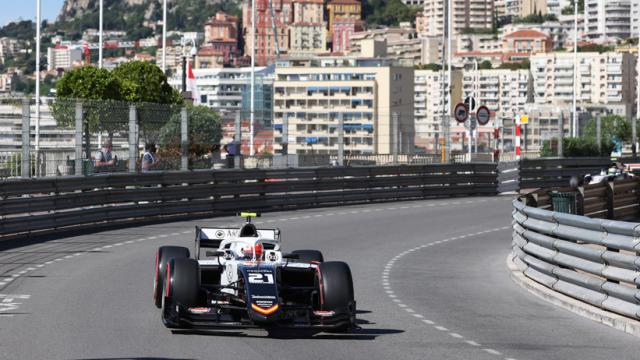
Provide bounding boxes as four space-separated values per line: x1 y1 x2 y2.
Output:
0 294 30 314
382 226 512 358
483 349 502 356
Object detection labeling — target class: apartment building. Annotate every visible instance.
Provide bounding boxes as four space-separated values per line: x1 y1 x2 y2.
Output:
332 18 364 53
169 67 273 127
422 0 494 37
204 12 238 43
632 0 640 37
414 69 463 152
530 52 637 118
273 57 414 155
502 29 553 54
546 0 570 16
289 0 327 57
46 46 83 71
327 0 362 39
350 25 421 66
243 0 293 66
503 0 548 17
584 0 631 41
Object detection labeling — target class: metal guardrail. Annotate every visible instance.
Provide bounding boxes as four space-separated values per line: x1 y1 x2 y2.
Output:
0 164 499 241
511 198 640 321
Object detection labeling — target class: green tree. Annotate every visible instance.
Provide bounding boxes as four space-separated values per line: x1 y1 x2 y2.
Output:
364 0 421 26
158 104 222 167
51 66 124 158
112 61 183 142
583 115 630 143
479 60 493 70
416 63 443 71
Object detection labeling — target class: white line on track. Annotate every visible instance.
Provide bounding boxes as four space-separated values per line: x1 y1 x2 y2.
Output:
382 225 516 359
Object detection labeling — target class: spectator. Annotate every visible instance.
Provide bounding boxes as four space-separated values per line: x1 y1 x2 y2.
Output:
142 143 160 172
94 140 116 168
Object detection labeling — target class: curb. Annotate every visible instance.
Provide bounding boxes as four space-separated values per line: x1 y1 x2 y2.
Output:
506 254 640 338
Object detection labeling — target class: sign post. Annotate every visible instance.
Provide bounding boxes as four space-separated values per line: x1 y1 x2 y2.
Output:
454 103 469 123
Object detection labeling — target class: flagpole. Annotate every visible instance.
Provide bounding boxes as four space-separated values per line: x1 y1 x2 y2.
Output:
250 0 256 156
572 0 577 137
99 0 103 68
162 0 167 73
35 0 41 153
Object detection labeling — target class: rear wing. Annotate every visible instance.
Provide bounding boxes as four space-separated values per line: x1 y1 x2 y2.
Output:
195 226 281 259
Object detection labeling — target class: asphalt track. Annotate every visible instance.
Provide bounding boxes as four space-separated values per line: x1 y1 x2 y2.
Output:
2 195 640 360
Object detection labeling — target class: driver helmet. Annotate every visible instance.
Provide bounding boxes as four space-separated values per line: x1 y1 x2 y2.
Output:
241 243 263 260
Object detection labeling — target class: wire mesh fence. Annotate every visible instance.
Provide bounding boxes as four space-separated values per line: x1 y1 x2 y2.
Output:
0 97 544 179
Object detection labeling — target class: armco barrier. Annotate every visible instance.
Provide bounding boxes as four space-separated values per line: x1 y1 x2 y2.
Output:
511 198 640 320
0 163 498 241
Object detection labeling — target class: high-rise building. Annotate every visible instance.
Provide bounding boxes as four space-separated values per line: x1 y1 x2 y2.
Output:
584 0 631 41
422 0 494 37
273 56 414 155
546 0 570 16
243 0 293 66
530 52 637 119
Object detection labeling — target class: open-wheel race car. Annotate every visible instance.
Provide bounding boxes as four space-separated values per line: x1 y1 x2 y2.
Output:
152 213 356 332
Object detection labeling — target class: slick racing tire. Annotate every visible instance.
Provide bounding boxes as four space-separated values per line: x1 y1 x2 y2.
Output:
162 258 201 328
292 249 324 263
154 246 190 308
318 261 355 332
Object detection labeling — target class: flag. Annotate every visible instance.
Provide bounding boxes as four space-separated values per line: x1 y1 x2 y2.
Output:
187 59 200 105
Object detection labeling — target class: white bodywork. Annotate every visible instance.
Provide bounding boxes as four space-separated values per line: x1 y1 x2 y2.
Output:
196 226 314 296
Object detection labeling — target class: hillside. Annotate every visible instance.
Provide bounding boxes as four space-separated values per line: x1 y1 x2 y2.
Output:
57 0 241 40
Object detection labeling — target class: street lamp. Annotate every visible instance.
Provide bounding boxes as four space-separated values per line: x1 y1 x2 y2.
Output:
181 37 197 93
162 0 167 73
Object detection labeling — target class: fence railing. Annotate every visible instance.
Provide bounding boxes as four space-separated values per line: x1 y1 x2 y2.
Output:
511 199 640 321
0 163 499 241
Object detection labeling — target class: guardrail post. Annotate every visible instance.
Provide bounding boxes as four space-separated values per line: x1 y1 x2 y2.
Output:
338 113 344 166
554 111 563 158
576 186 585 215
128 105 137 173
596 114 601 154
392 112 398 165
282 112 289 167
75 101 83 176
234 112 242 169
21 99 30 179
180 107 188 171
606 181 614 220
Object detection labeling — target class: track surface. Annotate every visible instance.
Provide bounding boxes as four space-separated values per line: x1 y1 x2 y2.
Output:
2 196 640 360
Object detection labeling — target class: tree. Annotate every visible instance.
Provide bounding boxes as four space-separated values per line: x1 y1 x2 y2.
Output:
479 60 493 70
51 66 125 158
583 115 630 143
158 104 222 167
416 63 443 71
364 0 421 26
112 61 183 142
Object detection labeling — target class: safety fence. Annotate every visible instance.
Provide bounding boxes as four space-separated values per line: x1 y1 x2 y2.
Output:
0 163 498 241
512 178 640 321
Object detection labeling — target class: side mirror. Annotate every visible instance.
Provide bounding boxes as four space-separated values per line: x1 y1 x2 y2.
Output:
206 250 225 257
282 253 300 260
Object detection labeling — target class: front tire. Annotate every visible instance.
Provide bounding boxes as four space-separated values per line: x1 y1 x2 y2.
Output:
154 246 190 308
162 257 201 328
317 261 355 332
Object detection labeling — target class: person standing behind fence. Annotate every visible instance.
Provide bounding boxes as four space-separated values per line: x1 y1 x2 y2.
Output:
94 140 115 168
142 143 160 172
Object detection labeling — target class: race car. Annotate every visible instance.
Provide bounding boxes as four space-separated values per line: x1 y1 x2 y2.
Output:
152 212 356 332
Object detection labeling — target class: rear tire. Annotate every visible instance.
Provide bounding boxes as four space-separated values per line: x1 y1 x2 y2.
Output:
154 246 190 308
162 258 201 328
292 249 324 263
318 261 355 332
